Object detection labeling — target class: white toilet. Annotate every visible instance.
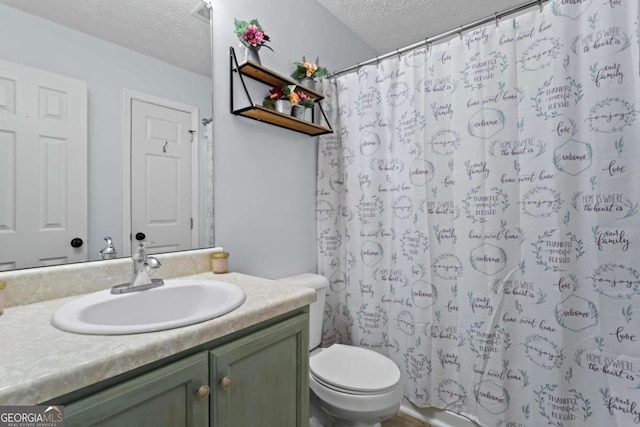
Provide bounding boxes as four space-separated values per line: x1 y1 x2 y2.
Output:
279 273 403 427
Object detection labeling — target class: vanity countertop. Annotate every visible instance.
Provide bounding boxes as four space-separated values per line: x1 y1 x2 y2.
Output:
0 272 315 405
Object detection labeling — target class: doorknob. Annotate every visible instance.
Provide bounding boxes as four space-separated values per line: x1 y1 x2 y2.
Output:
70 238 84 248
135 232 146 241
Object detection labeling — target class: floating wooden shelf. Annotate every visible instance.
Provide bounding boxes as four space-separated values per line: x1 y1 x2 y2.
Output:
230 47 333 137
234 105 332 136
236 60 325 100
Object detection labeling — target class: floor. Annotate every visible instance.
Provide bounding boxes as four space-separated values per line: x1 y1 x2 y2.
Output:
382 412 432 427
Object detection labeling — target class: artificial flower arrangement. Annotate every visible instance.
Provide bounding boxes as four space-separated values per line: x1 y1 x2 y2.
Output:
291 56 328 80
234 18 273 51
263 85 298 111
268 85 299 104
296 91 314 108
263 86 315 120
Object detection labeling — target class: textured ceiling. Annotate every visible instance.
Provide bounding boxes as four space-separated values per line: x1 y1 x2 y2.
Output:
316 0 528 54
0 0 211 76
1 0 531 77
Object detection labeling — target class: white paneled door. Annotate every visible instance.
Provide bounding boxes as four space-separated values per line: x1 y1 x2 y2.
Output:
0 59 87 270
130 99 193 255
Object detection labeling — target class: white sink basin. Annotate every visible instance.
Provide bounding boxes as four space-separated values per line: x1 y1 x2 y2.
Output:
51 279 246 335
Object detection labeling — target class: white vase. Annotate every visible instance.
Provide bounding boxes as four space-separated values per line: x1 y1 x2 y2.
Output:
243 45 261 65
274 99 291 114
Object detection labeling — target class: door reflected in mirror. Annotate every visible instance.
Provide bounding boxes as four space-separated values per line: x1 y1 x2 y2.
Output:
0 0 213 271
128 94 200 256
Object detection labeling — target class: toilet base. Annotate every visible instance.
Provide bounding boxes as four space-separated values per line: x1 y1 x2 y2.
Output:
309 389 396 427
310 392 335 427
310 385 401 427
318 400 399 427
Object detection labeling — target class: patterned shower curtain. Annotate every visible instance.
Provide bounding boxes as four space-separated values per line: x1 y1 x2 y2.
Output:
317 1 640 426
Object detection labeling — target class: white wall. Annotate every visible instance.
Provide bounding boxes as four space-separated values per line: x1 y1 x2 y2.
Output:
0 4 212 260
211 0 376 278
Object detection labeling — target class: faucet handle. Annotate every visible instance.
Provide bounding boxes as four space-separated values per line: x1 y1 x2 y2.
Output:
133 241 153 260
144 256 162 269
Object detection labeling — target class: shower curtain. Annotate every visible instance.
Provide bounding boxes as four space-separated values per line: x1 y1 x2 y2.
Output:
317 1 640 426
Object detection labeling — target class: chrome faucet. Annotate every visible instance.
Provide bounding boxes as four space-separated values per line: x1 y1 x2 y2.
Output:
98 236 118 260
111 242 164 294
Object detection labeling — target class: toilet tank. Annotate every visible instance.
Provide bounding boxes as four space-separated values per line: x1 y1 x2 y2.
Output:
278 273 329 350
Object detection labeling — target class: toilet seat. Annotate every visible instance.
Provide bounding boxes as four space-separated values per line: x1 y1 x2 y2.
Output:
310 344 401 395
311 373 393 396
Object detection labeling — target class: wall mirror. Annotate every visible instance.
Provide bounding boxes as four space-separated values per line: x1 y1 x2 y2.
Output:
0 0 214 271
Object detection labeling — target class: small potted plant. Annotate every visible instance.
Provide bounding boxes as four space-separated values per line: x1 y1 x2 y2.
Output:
234 18 272 64
266 85 297 114
291 56 328 91
291 96 305 119
296 91 315 121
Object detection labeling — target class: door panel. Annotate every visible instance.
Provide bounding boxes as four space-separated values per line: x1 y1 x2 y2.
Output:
0 59 87 270
146 154 179 223
40 136 67 229
130 99 192 255
0 130 16 233
210 314 309 427
64 352 209 427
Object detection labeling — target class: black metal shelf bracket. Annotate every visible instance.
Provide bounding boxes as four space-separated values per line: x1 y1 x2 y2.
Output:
230 47 254 113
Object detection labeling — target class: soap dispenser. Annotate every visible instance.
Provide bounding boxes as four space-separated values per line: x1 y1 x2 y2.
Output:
98 237 118 260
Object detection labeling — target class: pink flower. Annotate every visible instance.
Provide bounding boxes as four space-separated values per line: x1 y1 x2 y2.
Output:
296 91 314 107
242 24 264 47
235 19 273 51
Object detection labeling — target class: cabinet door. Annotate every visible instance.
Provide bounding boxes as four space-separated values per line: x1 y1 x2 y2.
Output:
64 352 209 427
210 313 309 427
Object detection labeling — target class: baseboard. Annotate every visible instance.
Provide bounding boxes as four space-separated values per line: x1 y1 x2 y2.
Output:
399 399 480 427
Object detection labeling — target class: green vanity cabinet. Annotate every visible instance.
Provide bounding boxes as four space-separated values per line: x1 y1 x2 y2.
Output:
64 352 209 427
59 310 309 427
210 314 309 427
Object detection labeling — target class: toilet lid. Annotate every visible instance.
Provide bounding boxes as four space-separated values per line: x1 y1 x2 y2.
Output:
310 344 401 393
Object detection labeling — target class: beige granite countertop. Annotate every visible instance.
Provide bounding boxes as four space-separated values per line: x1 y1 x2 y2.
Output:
0 272 315 405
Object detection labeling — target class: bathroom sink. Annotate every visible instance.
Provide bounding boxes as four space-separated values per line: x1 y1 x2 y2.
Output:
51 279 246 335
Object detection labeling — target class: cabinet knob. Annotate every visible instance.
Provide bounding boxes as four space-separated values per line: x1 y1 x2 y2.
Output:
196 385 210 401
220 376 232 390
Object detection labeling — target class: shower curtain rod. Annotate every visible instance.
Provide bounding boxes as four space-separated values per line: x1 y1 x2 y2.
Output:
330 0 550 77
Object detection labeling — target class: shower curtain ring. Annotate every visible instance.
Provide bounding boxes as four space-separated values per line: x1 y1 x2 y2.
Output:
539 0 544 12
396 49 401 59
458 26 463 39
494 12 499 27
376 56 380 65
